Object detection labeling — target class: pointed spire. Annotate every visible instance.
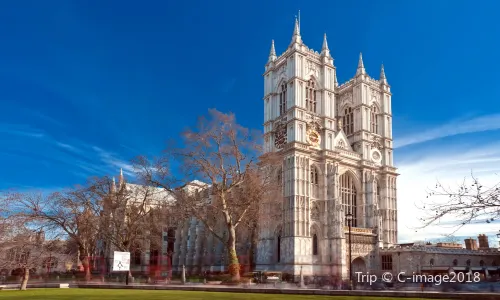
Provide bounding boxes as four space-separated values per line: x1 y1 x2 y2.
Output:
356 52 366 76
268 40 277 63
321 33 330 57
111 176 116 193
334 68 338 87
118 168 124 187
290 17 302 45
380 64 388 85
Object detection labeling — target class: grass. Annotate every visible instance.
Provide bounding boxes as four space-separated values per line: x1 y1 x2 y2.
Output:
0 289 446 300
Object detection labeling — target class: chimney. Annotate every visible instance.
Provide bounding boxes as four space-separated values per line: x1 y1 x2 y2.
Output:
464 237 478 250
477 234 490 249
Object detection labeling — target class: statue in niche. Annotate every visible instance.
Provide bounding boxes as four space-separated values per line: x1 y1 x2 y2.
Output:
311 204 320 221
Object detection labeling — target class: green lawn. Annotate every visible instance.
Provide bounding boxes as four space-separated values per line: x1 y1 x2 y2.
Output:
0 289 445 300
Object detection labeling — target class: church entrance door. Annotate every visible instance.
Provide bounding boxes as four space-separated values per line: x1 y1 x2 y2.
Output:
352 257 366 274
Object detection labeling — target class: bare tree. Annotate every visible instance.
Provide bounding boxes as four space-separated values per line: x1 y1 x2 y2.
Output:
2 191 97 281
135 109 280 281
418 173 500 232
0 217 70 290
79 175 176 278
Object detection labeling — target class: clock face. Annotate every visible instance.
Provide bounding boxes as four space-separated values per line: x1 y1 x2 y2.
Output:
307 130 321 147
274 127 287 149
371 149 382 164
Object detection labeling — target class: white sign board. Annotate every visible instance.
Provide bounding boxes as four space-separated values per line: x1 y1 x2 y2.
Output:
112 251 130 272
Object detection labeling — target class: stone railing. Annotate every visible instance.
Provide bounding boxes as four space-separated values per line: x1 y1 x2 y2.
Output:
336 148 362 159
344 226 374 235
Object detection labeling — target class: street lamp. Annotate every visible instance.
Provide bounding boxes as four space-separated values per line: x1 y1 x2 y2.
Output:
345 213 353 290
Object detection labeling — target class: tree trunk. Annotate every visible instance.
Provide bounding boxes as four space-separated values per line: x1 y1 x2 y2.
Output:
19 267 29 290
78 246 91 281
227 225 240 282
249 224 257 271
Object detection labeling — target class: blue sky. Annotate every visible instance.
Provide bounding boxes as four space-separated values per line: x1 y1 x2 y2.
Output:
1 1 500 241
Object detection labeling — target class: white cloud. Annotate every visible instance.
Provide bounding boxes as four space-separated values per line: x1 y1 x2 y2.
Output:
394 114 500 149
397 141 500 244
92 146 135 177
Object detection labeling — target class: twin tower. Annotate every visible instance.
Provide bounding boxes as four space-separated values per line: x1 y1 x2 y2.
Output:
256 18 398 277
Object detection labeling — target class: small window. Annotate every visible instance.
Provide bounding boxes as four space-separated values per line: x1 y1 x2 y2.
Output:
381 255 393 270
466 259 471 266
430 258 434 266
453 259 458 266
480 260 484 267
312 234 318 255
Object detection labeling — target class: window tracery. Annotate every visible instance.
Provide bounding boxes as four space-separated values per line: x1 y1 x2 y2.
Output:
340 172 357 226
370 105 379 133
305 80 317 113
279 83 287 115
342 107 354 135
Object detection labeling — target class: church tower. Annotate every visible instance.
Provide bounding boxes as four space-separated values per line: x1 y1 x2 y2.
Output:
258 18 398 278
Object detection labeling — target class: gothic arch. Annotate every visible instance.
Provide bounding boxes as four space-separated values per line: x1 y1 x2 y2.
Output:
369 100 381 110
310 163 323 177
339 103 354 114
352 257 367 273
339 170 361 227
339 169 362 192
310 223 322 238
275 76 288 93
306 74 323 89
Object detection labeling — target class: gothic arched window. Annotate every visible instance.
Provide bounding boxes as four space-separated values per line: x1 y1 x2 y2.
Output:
306 80 317 113
342 107 354 135
277 234 281 263
466 259 471 266
453 259 458 266
310 166 319 198
279 83 287 116
430 258 434 266
312 234 318 255
374 181 380 205
370 105 379 134
340 172 357 227
480 260 484 267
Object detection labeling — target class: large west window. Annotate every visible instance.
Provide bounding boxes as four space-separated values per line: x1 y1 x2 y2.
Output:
340 173 357 226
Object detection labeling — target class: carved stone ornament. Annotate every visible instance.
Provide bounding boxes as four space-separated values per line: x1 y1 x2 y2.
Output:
307 60 318 76
340 92 353 108
311 204 320 221
337 140 346 149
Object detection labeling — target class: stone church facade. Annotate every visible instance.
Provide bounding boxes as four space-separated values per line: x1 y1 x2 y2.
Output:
255 19 398 278
94 21 500 281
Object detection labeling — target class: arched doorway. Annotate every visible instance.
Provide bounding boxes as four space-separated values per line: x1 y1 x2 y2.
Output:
352 257 366 274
